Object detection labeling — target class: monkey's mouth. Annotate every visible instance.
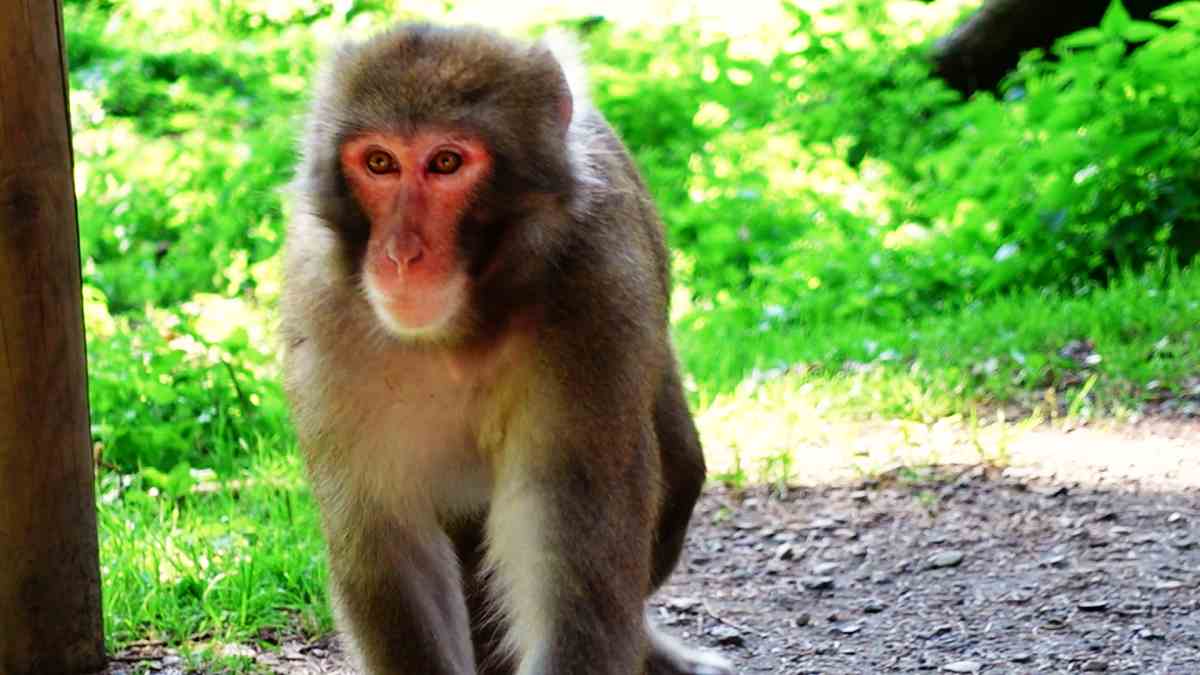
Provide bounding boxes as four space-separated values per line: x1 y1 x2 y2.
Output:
363 245 468 339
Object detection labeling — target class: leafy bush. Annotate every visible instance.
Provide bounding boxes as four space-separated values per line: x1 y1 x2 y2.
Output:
792 1 1198 303
85 286 289 473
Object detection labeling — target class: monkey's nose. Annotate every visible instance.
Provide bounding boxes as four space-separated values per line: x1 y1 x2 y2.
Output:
386 231 425 267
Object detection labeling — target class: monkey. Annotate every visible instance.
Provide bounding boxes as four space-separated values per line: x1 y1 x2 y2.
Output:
280 23 734 675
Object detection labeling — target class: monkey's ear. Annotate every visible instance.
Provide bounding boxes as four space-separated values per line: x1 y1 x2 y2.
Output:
557 84 573 132
539 31 589 134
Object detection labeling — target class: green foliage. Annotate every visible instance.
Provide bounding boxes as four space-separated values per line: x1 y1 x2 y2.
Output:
919 0 1200 292
85 288 290 473
67 2 324 312
629 0 1200 387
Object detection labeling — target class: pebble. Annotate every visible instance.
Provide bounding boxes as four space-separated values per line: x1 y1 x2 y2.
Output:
666 597 701 612
863 598 886 614
812 561 840 575
927 550 965 569
800 575 835 590
773 543 798 561
942 660 982 673
1039 554 1068 567
708 624 744 646
1011 652 1033 663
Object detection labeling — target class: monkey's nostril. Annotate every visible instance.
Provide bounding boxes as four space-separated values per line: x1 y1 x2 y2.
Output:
386 231 425 267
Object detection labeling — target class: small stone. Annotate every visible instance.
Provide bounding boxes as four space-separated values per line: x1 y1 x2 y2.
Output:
863 599 886 614
921 624 954 639
708 624 744 647
765 560 790 575
801 575 835 590
1167 512 1183 524
1081 658 1109 672
1011 652 1033 663
833 528 857 539
1077 599 1108 612
1040 554 1068 567
812 561 840 575
1006 592 1033 604
773 543 798 561
832 622 862 635
666 597 701 612
943 660 982 673
927 550 965 569
1036 485 1069 498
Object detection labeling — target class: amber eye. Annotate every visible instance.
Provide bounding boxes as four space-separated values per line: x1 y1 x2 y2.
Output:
429 150 463 175
365 150 396 175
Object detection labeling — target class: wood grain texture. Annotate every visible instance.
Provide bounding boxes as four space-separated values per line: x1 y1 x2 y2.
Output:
0 1 106 672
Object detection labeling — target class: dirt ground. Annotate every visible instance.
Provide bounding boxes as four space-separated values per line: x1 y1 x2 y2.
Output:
105 421 1199 674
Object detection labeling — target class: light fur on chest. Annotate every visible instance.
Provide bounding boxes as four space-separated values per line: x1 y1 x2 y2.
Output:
292 333 531 523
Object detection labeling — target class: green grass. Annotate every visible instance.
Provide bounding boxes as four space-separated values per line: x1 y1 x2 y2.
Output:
681 262 1200 421
99 445 331 649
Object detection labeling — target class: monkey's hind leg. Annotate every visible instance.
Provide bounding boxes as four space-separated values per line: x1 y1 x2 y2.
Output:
645 363 735 675
649 362 706 588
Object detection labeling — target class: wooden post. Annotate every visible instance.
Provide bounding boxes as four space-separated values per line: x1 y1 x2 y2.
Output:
0 1 106 673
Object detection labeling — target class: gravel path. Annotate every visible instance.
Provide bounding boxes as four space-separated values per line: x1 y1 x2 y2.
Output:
105 422 1200 674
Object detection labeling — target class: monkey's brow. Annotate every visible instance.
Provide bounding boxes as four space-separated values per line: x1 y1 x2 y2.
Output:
337 128 484 144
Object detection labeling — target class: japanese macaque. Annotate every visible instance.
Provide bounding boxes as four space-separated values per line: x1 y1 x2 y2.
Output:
281 23 733 675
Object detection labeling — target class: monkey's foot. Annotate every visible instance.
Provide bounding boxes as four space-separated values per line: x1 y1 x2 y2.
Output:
647 624 736 675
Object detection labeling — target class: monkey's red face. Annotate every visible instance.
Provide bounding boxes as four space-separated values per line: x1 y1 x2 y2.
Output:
340 131 491 339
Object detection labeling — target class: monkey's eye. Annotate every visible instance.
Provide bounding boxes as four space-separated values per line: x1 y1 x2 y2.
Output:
365 150 397 175
428 150 463 175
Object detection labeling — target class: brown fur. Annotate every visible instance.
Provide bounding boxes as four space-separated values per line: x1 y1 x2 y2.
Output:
281 23 731 675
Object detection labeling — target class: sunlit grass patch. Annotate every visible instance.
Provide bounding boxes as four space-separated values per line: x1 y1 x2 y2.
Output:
681 263 1200 418
688 264 1200 486
98 445 332 649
